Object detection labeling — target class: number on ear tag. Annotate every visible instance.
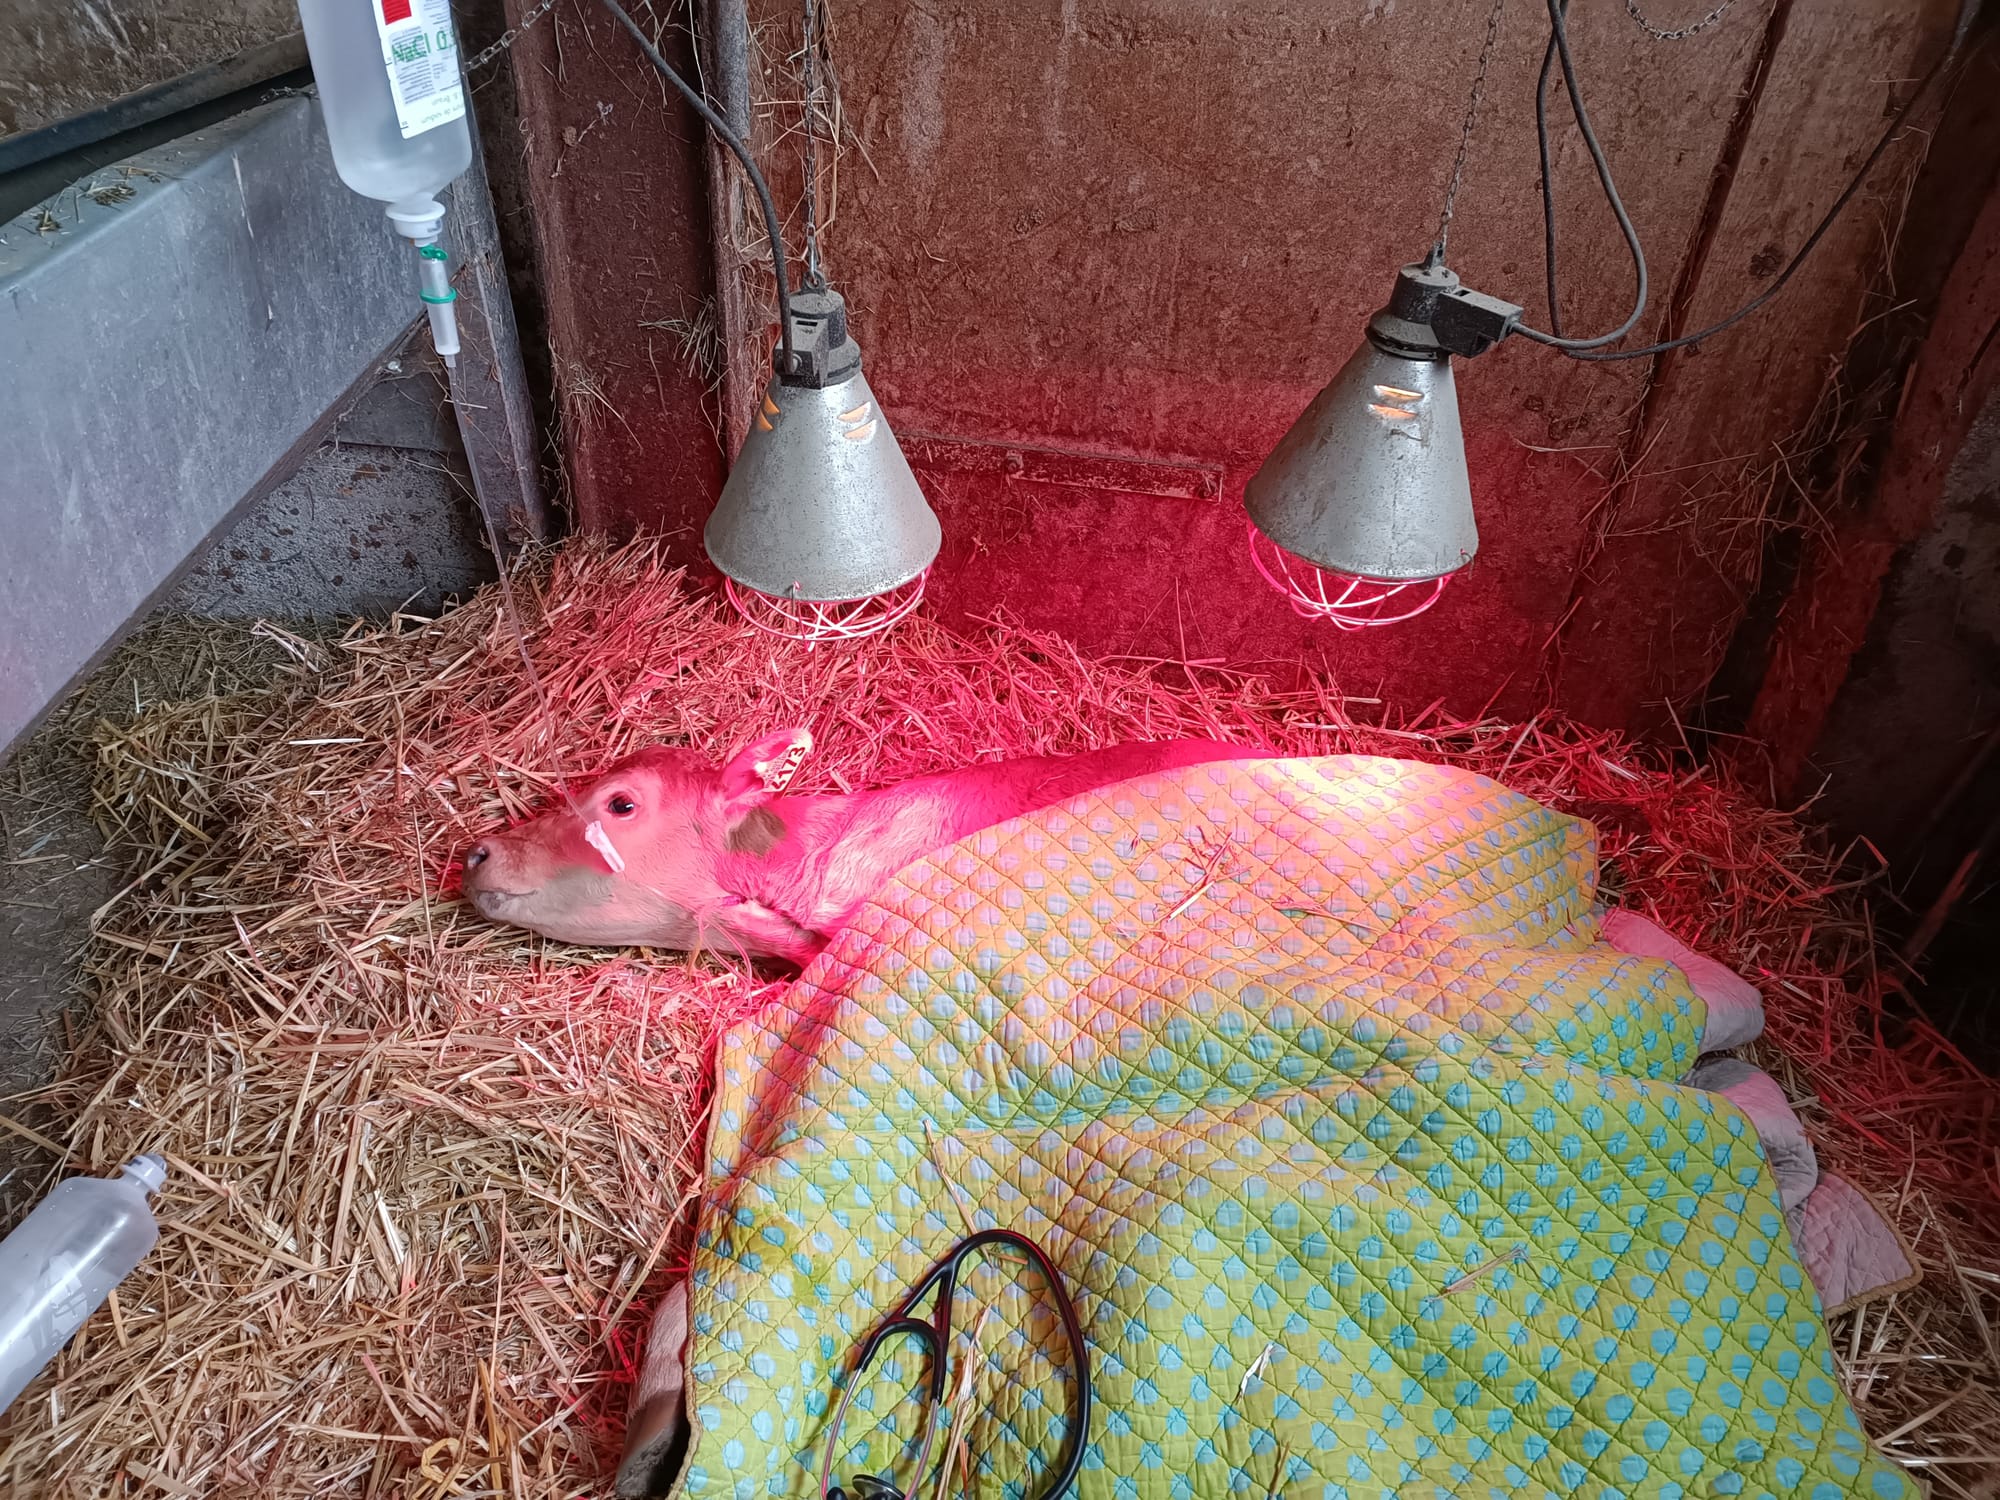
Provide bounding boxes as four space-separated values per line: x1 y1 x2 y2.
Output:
757 733 812 794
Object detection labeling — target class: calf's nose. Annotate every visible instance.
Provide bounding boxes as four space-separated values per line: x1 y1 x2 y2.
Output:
464 843 491 871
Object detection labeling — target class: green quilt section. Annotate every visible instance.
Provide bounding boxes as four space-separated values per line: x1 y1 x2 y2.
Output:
682 756 1910 1500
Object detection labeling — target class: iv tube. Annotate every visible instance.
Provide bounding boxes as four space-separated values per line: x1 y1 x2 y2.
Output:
388 200 461 366
294 0 472 364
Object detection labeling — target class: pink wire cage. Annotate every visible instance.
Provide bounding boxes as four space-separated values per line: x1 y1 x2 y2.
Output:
723 571 930 643
1245 520 1451 630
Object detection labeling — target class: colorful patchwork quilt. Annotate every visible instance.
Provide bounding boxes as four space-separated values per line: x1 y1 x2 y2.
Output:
681 756 1911 1500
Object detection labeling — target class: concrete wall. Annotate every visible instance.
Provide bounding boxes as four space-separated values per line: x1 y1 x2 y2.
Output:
0 0 299 137
507 0 1970 733
222 344 499 606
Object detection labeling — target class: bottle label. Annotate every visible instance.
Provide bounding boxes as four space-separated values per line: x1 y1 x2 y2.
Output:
373 0 466 140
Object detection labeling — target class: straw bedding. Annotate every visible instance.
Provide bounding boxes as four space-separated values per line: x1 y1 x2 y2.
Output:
0 537 1994 1498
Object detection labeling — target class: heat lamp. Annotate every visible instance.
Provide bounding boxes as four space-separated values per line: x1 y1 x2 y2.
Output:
703 286 941 642
588 0 939 645
1244 257 1519 629
1243 0 1949 631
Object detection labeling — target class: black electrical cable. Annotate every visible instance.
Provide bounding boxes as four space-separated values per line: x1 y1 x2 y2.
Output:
593 0 795 372
1555 45 1954 362
1533 2 1568 338
1514 0 1650 350
1520 0 1958 364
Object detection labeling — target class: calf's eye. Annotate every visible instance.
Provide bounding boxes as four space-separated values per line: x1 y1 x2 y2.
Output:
607 793 637 817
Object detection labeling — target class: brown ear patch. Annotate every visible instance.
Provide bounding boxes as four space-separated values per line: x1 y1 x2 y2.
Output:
725 806 787 857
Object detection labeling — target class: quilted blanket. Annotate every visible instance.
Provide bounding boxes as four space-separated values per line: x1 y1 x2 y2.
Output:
682 756 1910 1500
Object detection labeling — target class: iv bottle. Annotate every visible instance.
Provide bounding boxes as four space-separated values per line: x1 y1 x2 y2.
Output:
0 1157 167 1414
294 0 472 361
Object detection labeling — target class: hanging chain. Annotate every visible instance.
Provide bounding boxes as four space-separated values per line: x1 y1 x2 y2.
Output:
1433 0 1508 262
1624 0 1736 41
463 0 564 73
798 0 827 289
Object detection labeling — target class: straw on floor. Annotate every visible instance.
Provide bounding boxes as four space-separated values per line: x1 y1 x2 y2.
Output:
1 537 1995 1498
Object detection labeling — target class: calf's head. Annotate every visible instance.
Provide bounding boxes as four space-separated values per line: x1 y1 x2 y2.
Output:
458 729 813 952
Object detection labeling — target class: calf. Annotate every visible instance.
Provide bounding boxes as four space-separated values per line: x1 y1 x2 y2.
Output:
460 730 1266 961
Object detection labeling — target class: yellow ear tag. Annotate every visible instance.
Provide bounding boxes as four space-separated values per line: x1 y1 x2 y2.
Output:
584 820 627 874
757 734 813 795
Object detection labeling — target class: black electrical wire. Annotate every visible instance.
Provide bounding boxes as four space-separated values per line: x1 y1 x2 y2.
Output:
593 0 795 372
1520 0 1959 364
1514 0 1649 350
1556 45 1954 362
1534 2 1568 338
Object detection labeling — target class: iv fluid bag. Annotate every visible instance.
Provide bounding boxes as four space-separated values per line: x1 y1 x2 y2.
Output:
296 0 472 212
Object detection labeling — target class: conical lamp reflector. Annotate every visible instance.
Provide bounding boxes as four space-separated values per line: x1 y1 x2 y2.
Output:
1244 341 1477 583
705 368 939 603
706 284 941 605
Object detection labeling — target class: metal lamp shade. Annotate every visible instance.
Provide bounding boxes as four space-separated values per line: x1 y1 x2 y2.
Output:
704 369 941 603
1244 341 1478 582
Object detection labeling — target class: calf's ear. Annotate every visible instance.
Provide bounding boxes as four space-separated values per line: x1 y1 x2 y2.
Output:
716 728 814 818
